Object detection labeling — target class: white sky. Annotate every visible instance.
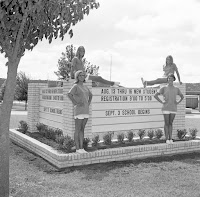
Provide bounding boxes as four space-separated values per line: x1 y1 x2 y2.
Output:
1 0 200 87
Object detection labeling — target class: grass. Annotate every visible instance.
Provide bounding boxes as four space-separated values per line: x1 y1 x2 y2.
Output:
9 108 200 197
10 141 200 197
10 115 200 197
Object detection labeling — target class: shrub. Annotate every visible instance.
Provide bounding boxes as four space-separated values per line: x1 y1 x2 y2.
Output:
155 129 163 139
117 133 125 144
127 130 135 142
45 127 58 141
36 123 63 141
83 138 91 149
189 128 198 139
147 130 154 140
54 128 63 136
177 129 187 140
103 132 113 145
62 136 75 152
55 135 65 145
92 135 100 147
36 123 47 136
137 129 146 140
17 120 28 134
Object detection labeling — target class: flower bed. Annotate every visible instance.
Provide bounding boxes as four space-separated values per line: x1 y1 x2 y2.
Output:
10 128 200 169
16 130 197 154
16 121 199 154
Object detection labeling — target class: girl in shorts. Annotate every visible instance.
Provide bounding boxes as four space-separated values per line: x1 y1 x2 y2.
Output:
71 46 120 87
154 73 184 144
68 70 93 153
141 55 182 88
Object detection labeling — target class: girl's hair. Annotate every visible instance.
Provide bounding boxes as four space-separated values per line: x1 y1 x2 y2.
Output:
76 46 85 59
74 70 86 84
166 55 173 65
167 73 176 81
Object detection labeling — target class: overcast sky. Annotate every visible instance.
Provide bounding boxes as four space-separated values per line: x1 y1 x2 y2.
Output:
1 0 200 87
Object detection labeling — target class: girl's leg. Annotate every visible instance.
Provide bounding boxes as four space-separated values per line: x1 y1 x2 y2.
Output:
163 114 170 141
142 78 167 87
75 119 82 150
88 75 117 86
79 118 88 149
169 113 176 140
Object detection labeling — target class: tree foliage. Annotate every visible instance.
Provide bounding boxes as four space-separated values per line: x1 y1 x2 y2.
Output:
0 72 30 109
0 80 6 101
54 44 76 79
15 71 30 110
84 59 99 76
0 0 100 57
55 44 99 80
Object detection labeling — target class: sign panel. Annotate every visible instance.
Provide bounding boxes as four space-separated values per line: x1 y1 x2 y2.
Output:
92 87 163 133
39 87 64 129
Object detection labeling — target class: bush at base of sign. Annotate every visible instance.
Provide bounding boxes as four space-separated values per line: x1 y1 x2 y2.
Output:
17 120 29 134
17 121 76 153
87 128 199 151
90 137 167 151
177 128 198 140
16 121 199 154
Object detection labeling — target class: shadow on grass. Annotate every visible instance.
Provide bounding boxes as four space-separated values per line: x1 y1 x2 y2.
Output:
38 151 199 181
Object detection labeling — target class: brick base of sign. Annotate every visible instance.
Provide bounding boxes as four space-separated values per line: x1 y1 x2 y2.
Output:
10 129 200 169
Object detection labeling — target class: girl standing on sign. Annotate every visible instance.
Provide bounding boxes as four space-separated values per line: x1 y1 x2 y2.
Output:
68 70 93 153
71 46 120 87
154 73 184 144
141 55 182 88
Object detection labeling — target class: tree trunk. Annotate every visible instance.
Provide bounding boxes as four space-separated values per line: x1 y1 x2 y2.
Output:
25 100 27 111
0 59 19 197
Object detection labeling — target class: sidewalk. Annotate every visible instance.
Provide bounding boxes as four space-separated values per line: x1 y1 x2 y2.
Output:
10 110 27 129
191 109 200 114
11 111 27 115
185 108 200 119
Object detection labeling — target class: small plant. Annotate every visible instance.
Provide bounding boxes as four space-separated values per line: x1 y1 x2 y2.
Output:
83 137 91 149
189 128 198 139
137 129 146 140
62 135 75 152
55 135 65 145
47 127 58 141
117 133 125 144
127 130 135 142
147 130 154 140
155 129 163 139
54 128 63 136
92 135 100 147
17 120 28 134
36 123 64 141
177 129 187 140
36 122 47 132
103 132 114 145
36 123 47 136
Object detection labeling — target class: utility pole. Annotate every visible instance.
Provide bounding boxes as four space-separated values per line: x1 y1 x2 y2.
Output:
110 54 112 81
